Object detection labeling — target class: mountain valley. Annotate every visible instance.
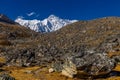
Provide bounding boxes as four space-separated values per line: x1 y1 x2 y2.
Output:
0 14 120 80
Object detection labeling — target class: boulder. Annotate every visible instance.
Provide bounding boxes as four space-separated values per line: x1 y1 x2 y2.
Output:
66 52 116 75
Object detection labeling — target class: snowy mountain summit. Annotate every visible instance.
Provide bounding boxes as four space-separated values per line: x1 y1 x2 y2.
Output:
15 15 78 32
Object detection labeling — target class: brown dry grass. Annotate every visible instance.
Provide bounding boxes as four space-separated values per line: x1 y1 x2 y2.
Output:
0 64 120 80
0 40 11 46
0 57 6 63
2 66 73 80
108 51 120 58
0 34 7 39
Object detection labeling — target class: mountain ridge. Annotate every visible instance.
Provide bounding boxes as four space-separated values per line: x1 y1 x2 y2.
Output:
0 14 16 24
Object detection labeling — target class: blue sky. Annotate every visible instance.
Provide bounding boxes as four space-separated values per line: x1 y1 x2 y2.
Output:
1 0 120 20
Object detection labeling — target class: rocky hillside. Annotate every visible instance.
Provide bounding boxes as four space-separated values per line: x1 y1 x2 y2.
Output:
1 16 120 67
0 16 120 79
37 17 120 55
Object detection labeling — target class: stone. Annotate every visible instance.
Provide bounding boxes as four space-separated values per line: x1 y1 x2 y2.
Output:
62 70 74 78
49 68 54 73
61 67 77 78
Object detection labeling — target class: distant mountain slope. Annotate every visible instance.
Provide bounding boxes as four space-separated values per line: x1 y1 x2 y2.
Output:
0 14 16 24
15 15 77 32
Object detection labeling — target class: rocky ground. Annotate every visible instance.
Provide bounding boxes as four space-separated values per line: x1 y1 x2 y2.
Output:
0 16 120 79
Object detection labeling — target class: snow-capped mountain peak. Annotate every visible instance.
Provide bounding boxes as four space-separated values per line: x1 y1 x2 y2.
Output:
48 15 58 19
15 15 78 33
